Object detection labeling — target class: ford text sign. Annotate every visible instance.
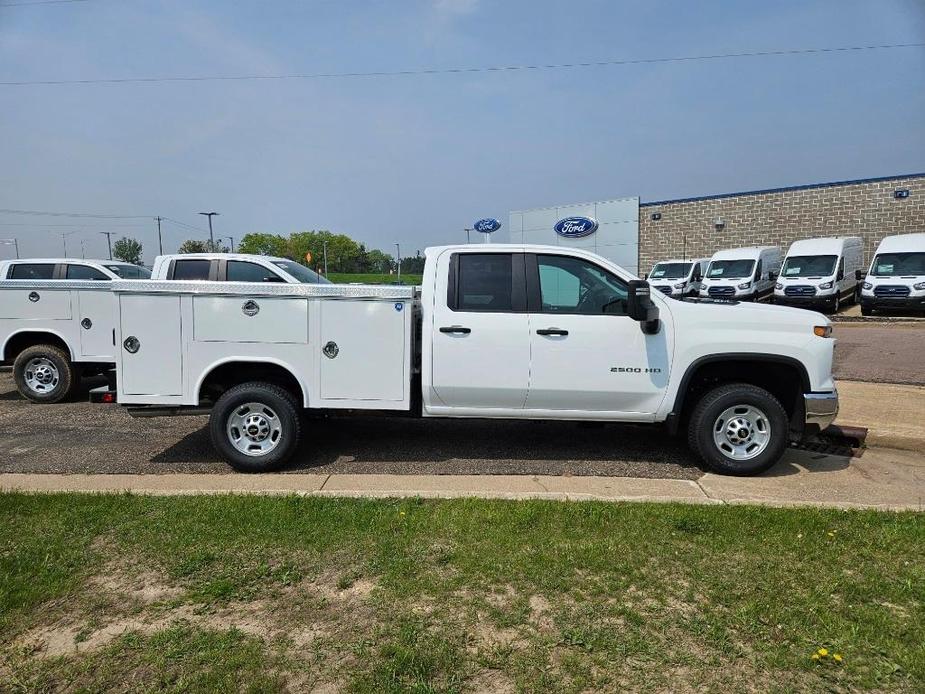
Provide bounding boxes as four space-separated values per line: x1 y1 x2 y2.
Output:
474 218 501 234
554 216 598 238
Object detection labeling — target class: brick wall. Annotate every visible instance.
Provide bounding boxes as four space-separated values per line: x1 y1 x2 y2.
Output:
638 174 925 273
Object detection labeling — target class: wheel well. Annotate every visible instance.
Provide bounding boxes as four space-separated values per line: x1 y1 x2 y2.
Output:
198 362 305 407
3 332 72 363
674 357 807 434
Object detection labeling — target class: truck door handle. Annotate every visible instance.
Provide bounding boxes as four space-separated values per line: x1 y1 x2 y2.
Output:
439 326 471 334
537 328 568 336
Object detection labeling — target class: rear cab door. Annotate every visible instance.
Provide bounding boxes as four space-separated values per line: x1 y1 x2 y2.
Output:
425 249 530 412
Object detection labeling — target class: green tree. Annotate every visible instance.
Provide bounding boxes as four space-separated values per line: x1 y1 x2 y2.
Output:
112 237 143 264
366 249 394 273
400 251 425 274
177 239 207 253
288 231 361 274
238 233 290 257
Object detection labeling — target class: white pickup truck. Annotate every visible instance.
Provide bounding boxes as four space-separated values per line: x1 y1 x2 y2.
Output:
0 253 328 402
94 244 839 476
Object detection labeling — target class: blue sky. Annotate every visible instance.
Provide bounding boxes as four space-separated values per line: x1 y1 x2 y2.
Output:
1 0 923 262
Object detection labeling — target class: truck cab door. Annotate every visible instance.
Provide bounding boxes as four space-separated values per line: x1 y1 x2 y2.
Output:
428 251 530 410
524 253 670 416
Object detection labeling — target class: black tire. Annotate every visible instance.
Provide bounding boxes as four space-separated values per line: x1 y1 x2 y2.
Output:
12 344 77 403
210 382 302 473
687 383 789 476
861 304 873 316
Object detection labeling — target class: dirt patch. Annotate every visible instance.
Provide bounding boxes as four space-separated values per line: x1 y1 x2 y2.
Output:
88 568 184 605
528 595 554 632
469 669 516 693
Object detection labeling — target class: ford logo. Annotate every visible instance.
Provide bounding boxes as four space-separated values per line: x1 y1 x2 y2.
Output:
554 216 598 238
474 218 501 234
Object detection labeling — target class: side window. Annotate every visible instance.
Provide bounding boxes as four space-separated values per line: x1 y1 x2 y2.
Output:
65 264 110 280
8 263 55 279
536 255 628 315
453 253 513 312
837 258 844 280
755 260 763 280
226 261 284 283
171 259 211 280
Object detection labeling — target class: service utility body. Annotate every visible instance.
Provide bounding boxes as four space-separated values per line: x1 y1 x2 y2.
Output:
93 244 839 477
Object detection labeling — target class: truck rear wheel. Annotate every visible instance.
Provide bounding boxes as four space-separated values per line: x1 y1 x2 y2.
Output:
687 383 788 476
210 382 302 472
12 344 77 403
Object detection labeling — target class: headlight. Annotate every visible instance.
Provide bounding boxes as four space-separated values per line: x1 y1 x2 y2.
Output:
862 282 872 290
673 282 686 289
737 281 752 290
819 281 833 290
914 282 925 290
775 282 783 290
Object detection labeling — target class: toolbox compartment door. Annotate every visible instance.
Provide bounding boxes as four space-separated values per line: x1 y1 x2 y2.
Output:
0 288 72 320
118 294 182 396
77 290 116 358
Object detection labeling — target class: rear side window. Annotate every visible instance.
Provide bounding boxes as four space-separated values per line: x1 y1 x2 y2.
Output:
65 264 110 280
8 263 55 279
171 259 211 280
226 261 284 283
106 264 151 279
453 253 513 312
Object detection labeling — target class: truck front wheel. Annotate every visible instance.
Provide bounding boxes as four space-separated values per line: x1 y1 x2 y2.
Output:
210 382 302 473
12 344 77 403
687 383 788 476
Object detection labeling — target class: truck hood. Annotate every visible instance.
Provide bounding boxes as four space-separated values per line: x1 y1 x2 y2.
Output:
664 297 829 334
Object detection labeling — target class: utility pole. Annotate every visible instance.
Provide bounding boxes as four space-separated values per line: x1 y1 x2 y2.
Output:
155 216 164 255
219 237 235 252
81 239 86 259
322 240 328 276
60 232 68 257
465 228 472 244
395 243 401 283
100 232 114 260
198 211 219 248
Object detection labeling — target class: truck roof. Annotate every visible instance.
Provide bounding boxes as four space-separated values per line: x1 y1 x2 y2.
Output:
785 237 862 255
710 246 779 261
153 253 290 262
0 258 133 265
874 233 925 253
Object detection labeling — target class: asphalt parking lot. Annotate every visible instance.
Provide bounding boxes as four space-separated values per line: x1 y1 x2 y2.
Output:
0 320 919 478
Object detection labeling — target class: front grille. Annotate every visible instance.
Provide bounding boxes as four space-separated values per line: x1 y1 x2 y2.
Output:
784 285 817 297
874 285 911 297
654 285 673 295
708 286 735 297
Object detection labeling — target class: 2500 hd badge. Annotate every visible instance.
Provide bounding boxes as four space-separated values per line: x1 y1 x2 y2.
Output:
611 366 663 373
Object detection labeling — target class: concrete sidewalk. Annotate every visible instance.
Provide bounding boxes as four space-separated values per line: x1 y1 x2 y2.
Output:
2 446 922 511
836 380 925 452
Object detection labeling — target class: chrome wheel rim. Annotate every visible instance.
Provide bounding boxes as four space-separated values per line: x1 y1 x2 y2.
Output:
24 357 60 394
712 405 771 461
226 402 282 456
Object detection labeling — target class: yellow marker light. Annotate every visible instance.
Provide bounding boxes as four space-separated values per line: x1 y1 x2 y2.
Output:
814 325 832 338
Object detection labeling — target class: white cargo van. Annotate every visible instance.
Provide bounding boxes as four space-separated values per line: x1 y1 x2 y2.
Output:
648 258 710 298
91 244 839 477
699 246 781 301
774 237 864 313
860 233 925 316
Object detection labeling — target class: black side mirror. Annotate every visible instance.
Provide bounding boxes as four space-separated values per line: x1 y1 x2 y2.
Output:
642 272 648 281
627 280 660 334
856 269 866 281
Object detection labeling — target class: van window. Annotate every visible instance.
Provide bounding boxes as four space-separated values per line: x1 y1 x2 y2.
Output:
454 253 513 312
870 253 925 277
781 255 837 277
8 263 55 279
706 259 755 279
171 259 211 280
755 260 763 279
227 261 285 283
65 264 111 280
649 262 691 280
537 255 628 315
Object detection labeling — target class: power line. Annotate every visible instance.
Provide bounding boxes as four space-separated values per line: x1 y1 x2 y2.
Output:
0 221 149 227
0 207 151 219
1 42 922 87
0 0 89 6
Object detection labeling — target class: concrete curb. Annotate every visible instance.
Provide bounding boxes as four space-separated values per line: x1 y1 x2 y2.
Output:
835 380 925 454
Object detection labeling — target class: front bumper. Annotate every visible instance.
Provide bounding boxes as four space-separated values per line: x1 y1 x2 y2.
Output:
775 294 835 306
804 390 839 430
861 295 925 310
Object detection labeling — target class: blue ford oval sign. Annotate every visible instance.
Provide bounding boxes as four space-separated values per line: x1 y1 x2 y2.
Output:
554 216 598 238
474 218 501 234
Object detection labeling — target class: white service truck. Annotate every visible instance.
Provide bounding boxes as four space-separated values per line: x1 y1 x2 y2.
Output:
0 253 328 402
94 244 839 476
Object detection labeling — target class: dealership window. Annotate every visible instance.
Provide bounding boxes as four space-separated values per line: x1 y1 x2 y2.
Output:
537 254 628 315
7 263 55 280
171 259 211 280
65 264 110 280
454 253 513 312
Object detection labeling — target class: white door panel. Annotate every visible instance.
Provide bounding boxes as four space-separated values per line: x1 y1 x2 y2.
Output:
77 291 115 358
193 296 307 343
119 295 182 396
0 289 71 320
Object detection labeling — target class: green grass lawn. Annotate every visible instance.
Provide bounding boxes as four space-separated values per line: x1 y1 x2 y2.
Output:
1 494 923 692
326 273 423 286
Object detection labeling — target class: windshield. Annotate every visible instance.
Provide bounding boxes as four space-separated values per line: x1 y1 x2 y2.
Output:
106 264 151 279
870 252 925 277
271 260 331 284
781 255 837 278
650 262 692 280
706 259 755 279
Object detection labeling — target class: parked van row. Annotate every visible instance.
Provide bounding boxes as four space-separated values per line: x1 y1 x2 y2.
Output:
648 233 924 315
